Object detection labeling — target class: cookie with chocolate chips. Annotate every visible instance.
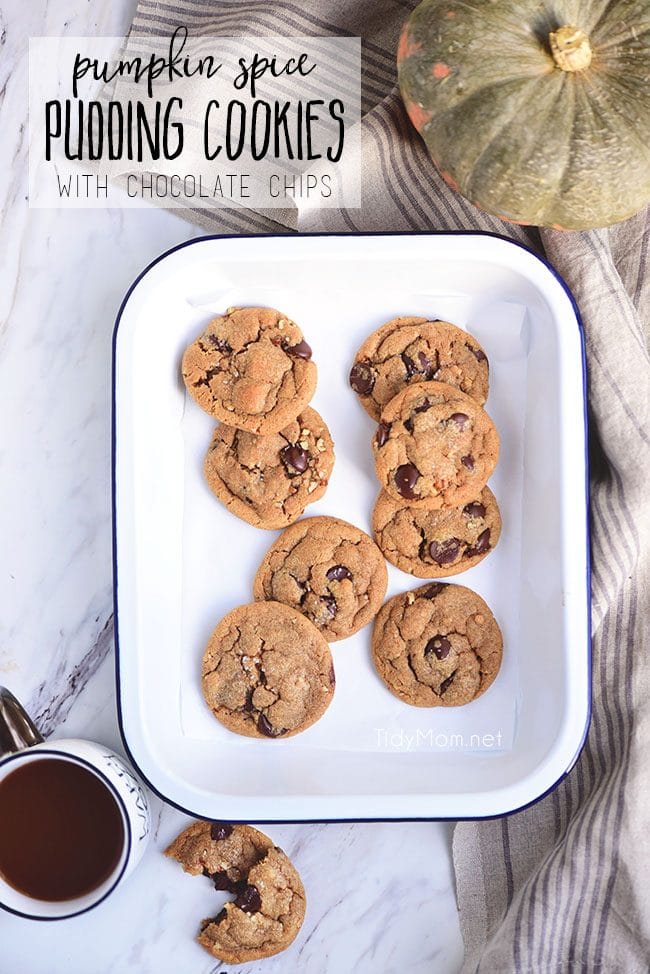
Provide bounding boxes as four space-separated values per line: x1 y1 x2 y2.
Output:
201 601 335 738
204 406 335 530
349 316 489 421
372 486 501 578
372 582 503 706
165 822 306 964
182 307 317 433
373 381 499 509
253 516 388 641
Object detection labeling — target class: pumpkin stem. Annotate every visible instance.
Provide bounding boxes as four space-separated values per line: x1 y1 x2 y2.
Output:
550 25 592 72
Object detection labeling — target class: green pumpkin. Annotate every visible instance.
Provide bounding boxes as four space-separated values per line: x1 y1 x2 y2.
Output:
397 0 650 229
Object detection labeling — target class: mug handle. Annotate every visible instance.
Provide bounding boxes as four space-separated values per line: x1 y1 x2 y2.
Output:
0 687 44 757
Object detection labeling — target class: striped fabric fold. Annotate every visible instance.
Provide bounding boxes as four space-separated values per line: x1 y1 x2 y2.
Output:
130 2 650 970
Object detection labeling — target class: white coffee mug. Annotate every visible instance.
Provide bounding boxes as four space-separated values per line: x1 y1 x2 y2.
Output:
0 686 151 920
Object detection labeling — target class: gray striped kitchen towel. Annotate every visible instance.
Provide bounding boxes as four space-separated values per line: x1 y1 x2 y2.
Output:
130 2 650 970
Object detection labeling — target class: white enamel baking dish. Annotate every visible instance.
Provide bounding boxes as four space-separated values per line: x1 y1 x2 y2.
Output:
112 233 590 821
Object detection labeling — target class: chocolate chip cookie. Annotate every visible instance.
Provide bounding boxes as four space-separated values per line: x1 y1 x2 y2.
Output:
204 406 335 530
182 307 317 433
349 317 489 421
372 582 503 706
373 486 501 578
373 381 499 509
201 601 335 738
253 516 388 641
166 822 305 964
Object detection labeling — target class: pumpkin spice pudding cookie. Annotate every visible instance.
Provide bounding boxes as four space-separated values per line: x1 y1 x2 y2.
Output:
372 582 503 707
166 822 305 964
181 306 317 433
373 380 499 509
253 516 388 641
372 486 501 578
201 601 335 739
204 406 335 530
349 316 489 420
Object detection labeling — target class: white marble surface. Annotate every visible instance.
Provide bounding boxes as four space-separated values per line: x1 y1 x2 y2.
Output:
0 2 463 971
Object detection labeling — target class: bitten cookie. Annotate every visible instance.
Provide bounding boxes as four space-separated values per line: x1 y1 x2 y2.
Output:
201 602 335 738
181 307 317 433
165 822 306 964
372 582 503 706
373 381 499 509
253 516 388 642
372 486 501 578
349 316 489 420
204 406 335 530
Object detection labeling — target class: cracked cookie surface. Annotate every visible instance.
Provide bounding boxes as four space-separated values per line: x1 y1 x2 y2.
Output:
372 582 502 706
202 601 334 738
349 317 489 421
182 307 317 433
373 380 499 509
204 406 335 530
165 822 305 964
373 486 501 578
253 516 388 641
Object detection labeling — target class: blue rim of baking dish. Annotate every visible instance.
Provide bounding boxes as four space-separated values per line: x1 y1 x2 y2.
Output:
0 750 132 920
111 230 592 825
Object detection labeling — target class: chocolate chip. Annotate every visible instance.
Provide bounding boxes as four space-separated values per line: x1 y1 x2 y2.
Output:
243 688 255 713
210 871 235 891
418 350 439 378
467 341 487 363
321 595 338 618
403 349 439 379
425 636 451 660
461 455 475 470
394 463 420 499
414 399 432 413
465 528 491 557
405 399 431 433
402 352 418 378
280 444 309 473
428 539 461 565
284 339 312 360
349 361 375 395
257 714 285 737
234 884 262 914
449 412 469 429
375 422 391 448
329 663 336 687
423 582 446 599
210 823 233 841
326 565 352 582
207 335 231 353
439 674 455 694
463 502 486 519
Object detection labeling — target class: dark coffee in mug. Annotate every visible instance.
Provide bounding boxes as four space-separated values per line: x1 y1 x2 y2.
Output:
0 758 125 901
